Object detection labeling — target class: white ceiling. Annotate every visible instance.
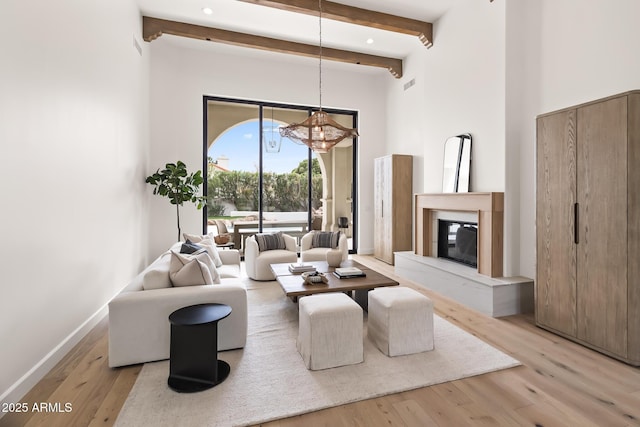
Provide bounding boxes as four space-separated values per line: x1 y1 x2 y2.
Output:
136 0 454 61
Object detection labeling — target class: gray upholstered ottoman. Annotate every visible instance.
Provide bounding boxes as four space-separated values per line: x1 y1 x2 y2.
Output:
368 287 434 356
297 293 363 370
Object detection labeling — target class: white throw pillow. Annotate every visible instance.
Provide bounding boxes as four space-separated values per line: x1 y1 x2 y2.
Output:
198 238 224 269
197 249 221 284
188 247 220 284
183 233 223 268
169 250 220 287
142 252 172 290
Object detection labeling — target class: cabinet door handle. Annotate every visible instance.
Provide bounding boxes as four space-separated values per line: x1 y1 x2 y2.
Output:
574 202 579 244
381 200 384 217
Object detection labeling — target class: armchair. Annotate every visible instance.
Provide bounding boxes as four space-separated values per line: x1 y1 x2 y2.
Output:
244 232 298 280
300 231 348 263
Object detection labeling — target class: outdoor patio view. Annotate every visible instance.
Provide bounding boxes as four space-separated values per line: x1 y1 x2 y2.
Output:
207 113 322 212
206 105 320 251
204 99 356 252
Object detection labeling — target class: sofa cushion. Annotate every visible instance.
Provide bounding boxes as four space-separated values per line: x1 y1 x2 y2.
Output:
127 251 173 291
300 247 332 263
252 249 298 280
169 251 220 287
218 264 241 279
183 233 223 267
199 238 223 268
311 231 340 249
255 231 286 252
141 252 173 290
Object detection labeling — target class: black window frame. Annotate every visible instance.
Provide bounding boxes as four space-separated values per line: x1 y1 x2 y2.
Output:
202 95 358 254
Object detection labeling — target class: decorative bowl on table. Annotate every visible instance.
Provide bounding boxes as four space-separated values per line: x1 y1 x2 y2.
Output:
303 272 328 285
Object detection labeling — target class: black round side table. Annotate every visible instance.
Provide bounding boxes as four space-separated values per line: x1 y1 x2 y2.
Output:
167 303 232 393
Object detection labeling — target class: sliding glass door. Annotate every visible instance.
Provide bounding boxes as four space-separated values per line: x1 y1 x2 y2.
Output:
203 96 357 253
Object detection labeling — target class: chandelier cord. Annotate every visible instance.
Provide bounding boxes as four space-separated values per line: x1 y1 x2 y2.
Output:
277 0 357 152
318 0 322 111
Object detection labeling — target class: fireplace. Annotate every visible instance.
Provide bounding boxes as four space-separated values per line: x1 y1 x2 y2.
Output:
437 220 478 267
401 192 534 317
414 192 504 277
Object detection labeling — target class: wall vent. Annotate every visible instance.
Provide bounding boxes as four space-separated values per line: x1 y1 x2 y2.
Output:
133 35 142 56
403 78 416 91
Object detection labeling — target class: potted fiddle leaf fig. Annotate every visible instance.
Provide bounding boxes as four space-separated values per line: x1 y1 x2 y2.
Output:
146 161 206 241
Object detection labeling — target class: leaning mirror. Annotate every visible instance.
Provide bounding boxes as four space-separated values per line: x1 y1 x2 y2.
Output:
441 133 472 193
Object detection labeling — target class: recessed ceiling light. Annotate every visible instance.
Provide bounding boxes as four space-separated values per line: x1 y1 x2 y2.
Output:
366 38 374 44
202 7 213 15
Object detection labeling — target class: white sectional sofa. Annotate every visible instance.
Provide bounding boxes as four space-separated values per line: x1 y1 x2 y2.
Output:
108 242 247 368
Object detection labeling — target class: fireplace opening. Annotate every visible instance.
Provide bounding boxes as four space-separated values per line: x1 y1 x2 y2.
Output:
437 220 478 268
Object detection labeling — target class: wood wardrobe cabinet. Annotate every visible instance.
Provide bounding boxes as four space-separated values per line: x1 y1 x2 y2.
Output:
373 154 413 265
536 90 640 365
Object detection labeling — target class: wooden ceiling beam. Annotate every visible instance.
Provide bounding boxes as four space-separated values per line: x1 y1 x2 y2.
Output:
238 0 433 48
143 17 403 78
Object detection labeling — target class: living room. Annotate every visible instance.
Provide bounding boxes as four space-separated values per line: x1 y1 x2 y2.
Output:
2 0 640 425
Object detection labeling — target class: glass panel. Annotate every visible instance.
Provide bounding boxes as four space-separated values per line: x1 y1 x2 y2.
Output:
261 106 311 241
442 137 461 193
442 133 472 193
312 112 355 251
437 220 478 267
206 101 260 250
204 98 357 254
310 150 323 231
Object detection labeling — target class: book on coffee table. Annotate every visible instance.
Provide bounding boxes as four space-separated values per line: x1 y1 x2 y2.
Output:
333 267 366 278
288 263 316 273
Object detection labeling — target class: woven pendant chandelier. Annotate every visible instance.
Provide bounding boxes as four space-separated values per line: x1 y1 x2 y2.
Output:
279 0 359 153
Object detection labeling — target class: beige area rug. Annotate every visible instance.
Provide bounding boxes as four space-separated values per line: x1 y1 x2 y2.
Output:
115 279 520 427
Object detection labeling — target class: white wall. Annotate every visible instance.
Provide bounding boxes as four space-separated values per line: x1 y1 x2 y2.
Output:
386 0 640 279
0 0 149 405
147 40 388 256
504 1 540 280
386 0 506 196
384 0 507 265
511 0 640 278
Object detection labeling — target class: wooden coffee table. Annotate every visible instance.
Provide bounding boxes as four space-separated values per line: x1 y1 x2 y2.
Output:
270 260 399 310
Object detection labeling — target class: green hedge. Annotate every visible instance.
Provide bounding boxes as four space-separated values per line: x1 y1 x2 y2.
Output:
207 170 322 214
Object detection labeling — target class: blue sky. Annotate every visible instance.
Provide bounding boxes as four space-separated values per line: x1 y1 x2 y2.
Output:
208 120 311 173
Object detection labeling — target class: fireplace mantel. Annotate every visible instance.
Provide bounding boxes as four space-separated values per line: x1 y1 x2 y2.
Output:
414 192 504 277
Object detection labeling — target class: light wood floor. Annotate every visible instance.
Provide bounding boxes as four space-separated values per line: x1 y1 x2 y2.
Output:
2 255 640 427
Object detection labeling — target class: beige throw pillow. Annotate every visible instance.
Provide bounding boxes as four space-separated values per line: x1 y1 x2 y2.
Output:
141 252 172 290
197 238 223 269
169 250 220 287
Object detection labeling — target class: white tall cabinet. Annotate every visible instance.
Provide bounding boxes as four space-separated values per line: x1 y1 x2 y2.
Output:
373 155 413 265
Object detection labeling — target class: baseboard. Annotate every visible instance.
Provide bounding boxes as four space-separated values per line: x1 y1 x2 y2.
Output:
0 304 109 414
